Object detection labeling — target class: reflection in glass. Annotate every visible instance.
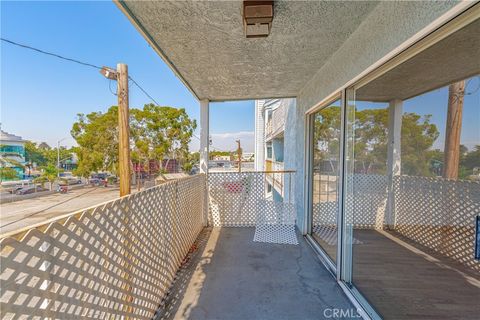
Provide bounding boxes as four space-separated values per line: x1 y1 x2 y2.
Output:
345 42 480 320
310 100 341 263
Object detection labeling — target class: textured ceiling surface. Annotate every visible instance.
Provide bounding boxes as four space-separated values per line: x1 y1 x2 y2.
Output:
357 18 480 102
121 1 378 100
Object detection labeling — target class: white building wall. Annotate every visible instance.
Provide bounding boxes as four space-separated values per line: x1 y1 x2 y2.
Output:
254 100 265 171
282 98 297 204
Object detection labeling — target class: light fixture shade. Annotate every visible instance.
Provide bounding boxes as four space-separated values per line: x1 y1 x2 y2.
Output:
243 1 274 38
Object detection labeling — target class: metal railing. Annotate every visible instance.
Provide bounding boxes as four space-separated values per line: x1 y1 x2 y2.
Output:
0 174 206 319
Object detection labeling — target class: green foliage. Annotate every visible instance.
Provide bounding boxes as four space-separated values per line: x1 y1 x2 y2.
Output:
24 141 73 177
400 113 439 176
35 164 59 190
71 106 120 176
313 106 440 176
313 106 341 165
209 151 231 159
461 145 480 170
182 152 200 173
25 141 48 166
72 104 197 177
0 167 19 182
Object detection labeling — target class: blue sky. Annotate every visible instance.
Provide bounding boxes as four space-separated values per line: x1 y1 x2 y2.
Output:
356 80 480 150
1 1 255 152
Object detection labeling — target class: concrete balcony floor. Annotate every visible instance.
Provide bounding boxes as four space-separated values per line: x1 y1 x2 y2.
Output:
155 228 355 320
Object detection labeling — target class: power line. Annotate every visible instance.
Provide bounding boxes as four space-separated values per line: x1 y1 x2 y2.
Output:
2 37 242 155
1 37 161 105
1 38 102 70
128 76 160 105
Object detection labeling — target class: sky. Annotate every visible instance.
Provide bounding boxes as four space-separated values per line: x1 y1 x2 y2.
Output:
0 1 255 152
356 79 480 151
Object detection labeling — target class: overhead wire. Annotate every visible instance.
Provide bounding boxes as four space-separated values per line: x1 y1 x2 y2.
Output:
1 37 160 105
2 37 240 155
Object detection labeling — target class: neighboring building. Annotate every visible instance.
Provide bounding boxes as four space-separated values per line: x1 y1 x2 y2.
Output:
0 130 27 179
212 155 230 161
255 99 296 203
241 152 254 162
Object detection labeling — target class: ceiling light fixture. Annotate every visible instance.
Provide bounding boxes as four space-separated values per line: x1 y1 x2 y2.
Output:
243 1 274 38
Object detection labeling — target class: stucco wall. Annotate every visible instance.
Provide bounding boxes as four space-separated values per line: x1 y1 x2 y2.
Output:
282 98 298 206
254 100 265 171
292 1 461 232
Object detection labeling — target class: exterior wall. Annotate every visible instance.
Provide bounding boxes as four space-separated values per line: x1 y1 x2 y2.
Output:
282 98 297 205
272 139 284 162
292 0 461 232
254 100 265 171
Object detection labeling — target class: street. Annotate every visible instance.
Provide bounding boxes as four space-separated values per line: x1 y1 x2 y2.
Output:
0 186 121 235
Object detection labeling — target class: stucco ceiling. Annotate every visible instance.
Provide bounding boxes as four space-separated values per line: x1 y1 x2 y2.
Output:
357 17 480 102
117 0 379 101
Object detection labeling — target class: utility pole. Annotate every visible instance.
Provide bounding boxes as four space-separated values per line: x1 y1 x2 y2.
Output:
443 80 465 180
117 64 131 196
56 137 69 178
100 64 131 196
236 140 242 173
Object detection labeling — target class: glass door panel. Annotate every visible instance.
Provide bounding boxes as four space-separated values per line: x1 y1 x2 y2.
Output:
310 99 342 263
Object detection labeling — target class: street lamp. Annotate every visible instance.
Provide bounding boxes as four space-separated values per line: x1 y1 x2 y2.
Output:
57 137 70 178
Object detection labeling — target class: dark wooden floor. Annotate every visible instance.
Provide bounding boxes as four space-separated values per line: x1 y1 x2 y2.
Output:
352 229 480 320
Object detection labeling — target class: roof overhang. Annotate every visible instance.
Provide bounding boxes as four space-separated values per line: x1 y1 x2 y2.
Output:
115 0 379 101
357 17 480 102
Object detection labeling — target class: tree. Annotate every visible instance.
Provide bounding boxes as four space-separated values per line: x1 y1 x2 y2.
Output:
72 104 197 177
35 164 58 190
312 107 439 176
71 106 120 176
461 145 480 179
131 104 197 171
0 167 18 182
400 113 439 176
24 141 48 175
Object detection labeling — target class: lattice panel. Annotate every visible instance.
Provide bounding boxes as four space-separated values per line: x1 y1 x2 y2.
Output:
312 175 388 230
208 172 298 245
0 174 206 320
208 173 267 227
394 176 480 272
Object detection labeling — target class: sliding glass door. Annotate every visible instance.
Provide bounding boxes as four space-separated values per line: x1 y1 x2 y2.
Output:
309 99 342 264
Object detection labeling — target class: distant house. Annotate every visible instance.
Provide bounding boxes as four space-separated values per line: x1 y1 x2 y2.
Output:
242 152 254 162
0 130 27 179
213 155 230 161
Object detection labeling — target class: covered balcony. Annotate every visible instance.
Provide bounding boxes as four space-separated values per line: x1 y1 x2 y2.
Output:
1 1 479 320
0 173 356 319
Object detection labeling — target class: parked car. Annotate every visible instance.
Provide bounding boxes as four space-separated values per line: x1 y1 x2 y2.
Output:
8 186 24 194
16 186 48 195
59 177 82 185
89 178 102 186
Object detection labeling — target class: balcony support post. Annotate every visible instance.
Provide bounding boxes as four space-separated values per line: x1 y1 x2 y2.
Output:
200 99 210 174
385 99 403 229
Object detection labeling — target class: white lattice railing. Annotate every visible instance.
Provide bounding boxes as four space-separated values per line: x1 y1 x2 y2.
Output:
312 174 480 272
208 172 295 227
0 174 206 320
394 176 480 272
